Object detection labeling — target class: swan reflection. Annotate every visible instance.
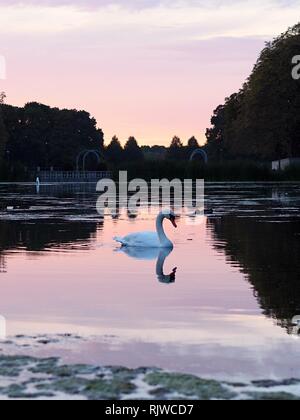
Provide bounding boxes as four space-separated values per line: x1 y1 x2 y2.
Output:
118 247 177 284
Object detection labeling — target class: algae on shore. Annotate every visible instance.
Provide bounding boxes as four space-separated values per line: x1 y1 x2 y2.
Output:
0 354 300 400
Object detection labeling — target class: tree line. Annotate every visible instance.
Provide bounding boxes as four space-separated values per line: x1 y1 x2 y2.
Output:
1 21 300 178
106 135 201 163
0 99 202 173
206 23 300 161
0 101 104 172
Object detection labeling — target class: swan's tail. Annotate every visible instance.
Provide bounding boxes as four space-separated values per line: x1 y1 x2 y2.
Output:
113 236 126 246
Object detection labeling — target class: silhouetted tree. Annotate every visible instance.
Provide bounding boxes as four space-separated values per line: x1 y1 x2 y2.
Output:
185 136 200 159
187 136 199 149
106 136 124 163
141 145 167 161
2 102 104 170
206 22 300 160
124 137 144 162
0 92 7 165
167 136 184 160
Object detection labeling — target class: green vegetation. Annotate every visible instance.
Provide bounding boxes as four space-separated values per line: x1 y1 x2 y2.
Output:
145 371 236 400
0 352 299 400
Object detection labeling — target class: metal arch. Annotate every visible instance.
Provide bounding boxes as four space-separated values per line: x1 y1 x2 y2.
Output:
76 149 105 171
82 150 101 171
76 150 87 171
189 149 208 164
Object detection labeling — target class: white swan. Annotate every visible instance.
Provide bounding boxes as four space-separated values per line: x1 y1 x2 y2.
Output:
114 210 177 248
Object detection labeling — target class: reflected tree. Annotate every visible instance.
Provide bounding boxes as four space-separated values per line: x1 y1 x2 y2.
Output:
208 217 300 334
0 220 99 253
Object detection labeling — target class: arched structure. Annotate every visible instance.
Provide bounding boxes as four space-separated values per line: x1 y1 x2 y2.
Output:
76 149 105 171
189 149 208 164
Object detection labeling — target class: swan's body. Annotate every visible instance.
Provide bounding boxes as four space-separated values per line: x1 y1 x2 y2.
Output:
114 210 177 249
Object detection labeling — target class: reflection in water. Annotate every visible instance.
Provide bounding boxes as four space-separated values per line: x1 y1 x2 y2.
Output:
0 254 6 274
0 183 300 379
0 220 99 252
0 220 100 272
118 246 177 284
208 217 300 335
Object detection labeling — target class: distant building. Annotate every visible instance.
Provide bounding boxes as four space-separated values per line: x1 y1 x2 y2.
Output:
272 158 300 171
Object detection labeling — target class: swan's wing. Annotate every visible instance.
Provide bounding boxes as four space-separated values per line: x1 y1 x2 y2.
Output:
114 232 160 248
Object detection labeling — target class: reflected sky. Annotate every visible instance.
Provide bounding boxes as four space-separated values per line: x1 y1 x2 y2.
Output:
0 182 300 380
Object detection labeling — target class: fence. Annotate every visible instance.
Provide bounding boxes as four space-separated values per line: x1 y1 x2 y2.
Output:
33 171 112 183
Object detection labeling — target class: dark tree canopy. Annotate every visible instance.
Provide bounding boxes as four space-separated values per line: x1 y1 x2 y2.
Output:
186 136 200 159
0 92 8 164
106 136 124 163
2 102 104 170
206 23 300 160
124 136 144 162
141 145 167 161
187 136 200 150
167 136 184 160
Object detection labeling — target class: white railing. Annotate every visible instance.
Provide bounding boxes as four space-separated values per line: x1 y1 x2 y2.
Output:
35 171 112 182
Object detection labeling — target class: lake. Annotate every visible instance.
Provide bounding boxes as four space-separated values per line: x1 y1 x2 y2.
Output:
0 182 299 383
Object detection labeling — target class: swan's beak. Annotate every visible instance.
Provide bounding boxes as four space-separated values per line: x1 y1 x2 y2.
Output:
170 218 177 228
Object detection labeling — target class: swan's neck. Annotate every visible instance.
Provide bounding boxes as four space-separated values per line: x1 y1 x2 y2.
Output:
156 248 171 276
156 213 173 248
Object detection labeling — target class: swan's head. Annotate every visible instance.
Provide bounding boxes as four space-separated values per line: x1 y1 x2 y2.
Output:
163 210 177 228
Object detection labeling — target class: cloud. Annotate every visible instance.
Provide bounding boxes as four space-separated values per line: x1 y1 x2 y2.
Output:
0 0 299 38
1 0 299 145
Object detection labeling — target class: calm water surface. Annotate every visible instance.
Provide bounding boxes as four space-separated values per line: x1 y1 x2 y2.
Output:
0 182 299 381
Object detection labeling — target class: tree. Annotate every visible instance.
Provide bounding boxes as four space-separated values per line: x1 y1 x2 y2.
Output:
124 137 144 162
167 136 184 160
106 136 124 164
2 102 104 170
185 136 200 159
141 145 167 161
206 23 300 160
187 136 199 150
0 92 7 165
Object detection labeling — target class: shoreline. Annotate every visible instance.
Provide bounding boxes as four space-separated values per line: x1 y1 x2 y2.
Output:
0 353 299 400
0 335 300 400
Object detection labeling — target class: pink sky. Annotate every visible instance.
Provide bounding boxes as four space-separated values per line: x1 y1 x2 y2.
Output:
0 1 299 146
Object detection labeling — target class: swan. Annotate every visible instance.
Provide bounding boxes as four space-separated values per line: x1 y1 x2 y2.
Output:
114 210 177 248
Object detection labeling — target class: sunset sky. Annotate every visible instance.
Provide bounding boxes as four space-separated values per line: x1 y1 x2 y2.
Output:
0 0 299 146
